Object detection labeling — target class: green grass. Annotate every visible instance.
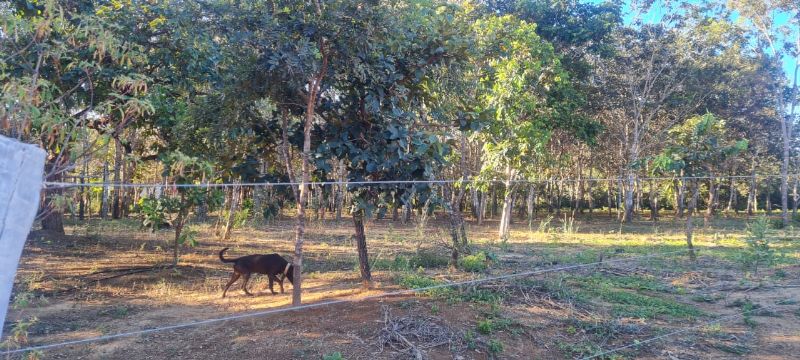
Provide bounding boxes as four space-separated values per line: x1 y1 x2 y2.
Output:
395 273 454 297
572 275 702 319
374 251 450 271
459 252 489 272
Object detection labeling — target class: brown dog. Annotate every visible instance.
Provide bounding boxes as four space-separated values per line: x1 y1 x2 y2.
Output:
218 248 294 298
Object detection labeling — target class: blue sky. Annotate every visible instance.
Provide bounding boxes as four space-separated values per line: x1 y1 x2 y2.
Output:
583 0 798 85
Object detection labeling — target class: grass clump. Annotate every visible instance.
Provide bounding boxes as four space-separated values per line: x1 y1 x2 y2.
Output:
574 276 702 319
322 352 344 360
375 251 450 271
396 273 453 297
459 252 489 272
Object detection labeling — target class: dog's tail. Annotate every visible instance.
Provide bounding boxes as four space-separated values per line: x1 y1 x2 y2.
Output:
218 247 236 263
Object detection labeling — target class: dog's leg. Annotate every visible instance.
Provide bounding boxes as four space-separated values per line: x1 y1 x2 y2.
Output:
222 272 241 298
241 273 253 296
267 275 276 295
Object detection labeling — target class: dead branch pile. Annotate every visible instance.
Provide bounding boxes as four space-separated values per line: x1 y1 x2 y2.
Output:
377 306 462 360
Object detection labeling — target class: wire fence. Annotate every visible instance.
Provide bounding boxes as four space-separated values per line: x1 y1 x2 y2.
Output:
8 176 799 358
41 173 800 189
2 248 692 355
580 298 797 360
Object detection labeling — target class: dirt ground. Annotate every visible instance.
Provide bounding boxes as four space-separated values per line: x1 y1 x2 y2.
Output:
3 215 800 359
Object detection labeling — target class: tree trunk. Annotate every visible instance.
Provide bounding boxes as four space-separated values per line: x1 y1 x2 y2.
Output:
222 184 240 240
40 170 65 234
392 197 400 221
793 176 799 219
685 181 699 261
676 172 686 217
607 180 613 218
526 185 536 228
575 159 585 215
498 168 517 240
292 46 329 305
780 113 791 226
727 177 736 213
78 162 86 221
491 185 497 219
747 173 757 216
786 62 799 224
649 179 658 222
112 138 123 219
121 157 134 218
556 178 563 215
196 175 209 222
478 190 486 225
587 166 594 216
766 187 773 215
634 177 642 214
100 160 109 218
353 210 371 286
617 179 624 221
336 160 344 221
471 188 480 220
173 192 189 267
622 172 635 223
705 177 716 225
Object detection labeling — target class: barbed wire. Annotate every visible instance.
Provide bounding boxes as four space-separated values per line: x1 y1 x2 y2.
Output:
580 298 796 360
42 173 800 189
0 248 691 355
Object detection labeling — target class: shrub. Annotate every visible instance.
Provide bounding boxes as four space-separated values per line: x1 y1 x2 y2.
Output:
322 352 343 360
261 202 281 221
769 217 785 229
409 251 450 269
740 216 776 274
396 273 452 297
459 252 489 272
488 339 504 355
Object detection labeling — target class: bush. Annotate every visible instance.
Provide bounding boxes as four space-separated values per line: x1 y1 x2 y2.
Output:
396 273 453 297
488 339 504 355
769 217 785 229
409 251 450 269
261 202 281 221
322 352 343 360
233 207 251 227
459 251 489 272
740 216 776 273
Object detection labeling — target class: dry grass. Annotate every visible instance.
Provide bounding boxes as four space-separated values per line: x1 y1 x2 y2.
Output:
4 212 800 359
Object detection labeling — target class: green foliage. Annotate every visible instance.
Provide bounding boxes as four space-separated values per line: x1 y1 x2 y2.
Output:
459 251 489 272
138 196 177 232
487 339 504 355
322 352 344 360
653 113 747 177
261 203 282 222
463 330 478 350
375 251 450 271
396 273 452 298
233 207 251 228
740 299 758 328
1 317 38 355
739 217 776 273
574 275 702 319
176 227 198 247
476 318 513 335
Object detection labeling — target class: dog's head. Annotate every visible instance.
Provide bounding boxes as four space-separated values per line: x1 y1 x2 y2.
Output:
285 265 295 284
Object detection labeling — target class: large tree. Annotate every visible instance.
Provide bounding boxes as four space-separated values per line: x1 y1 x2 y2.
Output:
729 0 799 226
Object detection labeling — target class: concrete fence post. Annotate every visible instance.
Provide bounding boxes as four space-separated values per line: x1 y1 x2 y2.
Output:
0 135 46 333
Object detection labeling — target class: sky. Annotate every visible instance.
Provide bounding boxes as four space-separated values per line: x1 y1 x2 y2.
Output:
583 0 798 85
